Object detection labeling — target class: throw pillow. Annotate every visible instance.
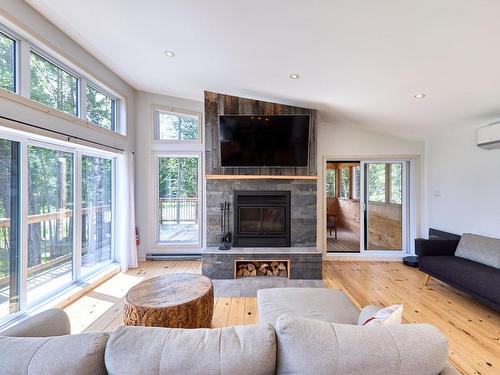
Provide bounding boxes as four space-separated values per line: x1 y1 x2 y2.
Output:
361 304 403 326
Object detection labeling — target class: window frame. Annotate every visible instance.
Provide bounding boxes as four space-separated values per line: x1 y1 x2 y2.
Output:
153 107 202 144
339 167 351 199
0 21 124 135
153 152 203 249
0 26 20 94
367 163 402 206
85 82 118 132
29 48 81 117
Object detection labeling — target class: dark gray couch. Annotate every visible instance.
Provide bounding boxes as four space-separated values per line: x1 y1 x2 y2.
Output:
417 233 500 312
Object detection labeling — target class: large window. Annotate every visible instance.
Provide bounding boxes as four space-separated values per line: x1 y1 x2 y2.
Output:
157 155 200 245
155 110 199 141
87 85 116 130
0 32 16 92
30 51 78 116
81 156 113 275
0 138 20 320
27 145 74 306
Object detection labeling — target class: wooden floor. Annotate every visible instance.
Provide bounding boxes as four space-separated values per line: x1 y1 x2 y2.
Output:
327 228 360 252
64 260 500 375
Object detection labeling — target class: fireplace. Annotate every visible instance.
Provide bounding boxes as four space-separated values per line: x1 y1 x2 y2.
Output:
233 191 291 247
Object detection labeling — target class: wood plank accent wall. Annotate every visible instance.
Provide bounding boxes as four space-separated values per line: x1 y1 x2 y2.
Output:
204 91 317 176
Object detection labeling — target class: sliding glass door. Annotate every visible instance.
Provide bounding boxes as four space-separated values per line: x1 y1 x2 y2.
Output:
0 138 20 320
156 154 201 248
27 145 74 306
0 133 117 324
81 155 113 276
362 161 408 252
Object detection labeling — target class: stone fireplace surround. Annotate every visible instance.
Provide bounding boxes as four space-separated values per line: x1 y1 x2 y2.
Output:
206 179 317 247
201 91 321 279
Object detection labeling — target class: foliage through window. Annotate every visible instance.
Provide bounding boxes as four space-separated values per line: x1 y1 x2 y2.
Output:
390 163 402 204
87 85 115 130
30 51 78 116
367 163 386 202
156 111 199 141
27 145 74 305
158 156 200 244
0 32 15 92
326 169 336 198
340 168 350 198
352 166 360 199
81 156 113 274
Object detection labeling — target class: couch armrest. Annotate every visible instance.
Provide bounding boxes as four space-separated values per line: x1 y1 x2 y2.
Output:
0 308 70 337
415 239 460 258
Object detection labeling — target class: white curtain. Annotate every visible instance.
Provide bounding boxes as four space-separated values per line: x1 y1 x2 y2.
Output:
116 152 138 272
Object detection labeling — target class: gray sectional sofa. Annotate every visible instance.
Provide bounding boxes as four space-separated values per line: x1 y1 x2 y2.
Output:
0 288 459 375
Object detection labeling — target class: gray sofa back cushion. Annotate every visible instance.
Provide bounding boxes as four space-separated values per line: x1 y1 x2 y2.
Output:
0 333 109 375
275 315 449 375
105 324 276 375
455 233 500 269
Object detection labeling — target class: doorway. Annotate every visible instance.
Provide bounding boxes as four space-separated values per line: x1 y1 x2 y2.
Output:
325 159 411 254
326 161 361 253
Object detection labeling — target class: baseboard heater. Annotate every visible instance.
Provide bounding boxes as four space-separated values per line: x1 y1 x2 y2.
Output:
146 253 201 261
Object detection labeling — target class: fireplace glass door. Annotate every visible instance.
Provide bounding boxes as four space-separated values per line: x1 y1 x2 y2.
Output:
239 207 285 234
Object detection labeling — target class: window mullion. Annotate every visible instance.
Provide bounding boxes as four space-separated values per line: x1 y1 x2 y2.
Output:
18 40 30 98
73 152 82 281
18 140 28 311
80 78 87 122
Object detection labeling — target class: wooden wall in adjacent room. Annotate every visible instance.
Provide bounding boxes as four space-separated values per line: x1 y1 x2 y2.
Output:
204 91 317 176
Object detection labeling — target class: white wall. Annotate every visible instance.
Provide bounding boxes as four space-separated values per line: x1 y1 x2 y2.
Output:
425 124 500 238
316 114 425 253
134 92 203 259
0 0 136 151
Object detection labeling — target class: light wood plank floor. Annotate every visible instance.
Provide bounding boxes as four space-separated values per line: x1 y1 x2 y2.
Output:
327 228 360 252
63 260 499 375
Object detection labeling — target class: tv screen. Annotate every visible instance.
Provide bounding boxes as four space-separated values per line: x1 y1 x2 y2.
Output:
219 114 310 167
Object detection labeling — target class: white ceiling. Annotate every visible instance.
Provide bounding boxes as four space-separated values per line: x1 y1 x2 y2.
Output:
26 0 500 139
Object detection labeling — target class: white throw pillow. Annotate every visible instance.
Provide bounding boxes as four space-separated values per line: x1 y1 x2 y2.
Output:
361 304 403 326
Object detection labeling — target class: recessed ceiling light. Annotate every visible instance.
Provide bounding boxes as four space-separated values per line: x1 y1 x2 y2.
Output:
414 93 426 99
164 50 175 57
290 73 300 80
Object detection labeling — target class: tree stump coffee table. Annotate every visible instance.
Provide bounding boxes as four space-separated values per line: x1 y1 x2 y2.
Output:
123 273 214 328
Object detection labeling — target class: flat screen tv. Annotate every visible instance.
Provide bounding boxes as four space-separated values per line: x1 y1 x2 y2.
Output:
219 114 310 167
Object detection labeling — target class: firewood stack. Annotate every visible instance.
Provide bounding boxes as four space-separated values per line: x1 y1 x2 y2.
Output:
236 261 288 278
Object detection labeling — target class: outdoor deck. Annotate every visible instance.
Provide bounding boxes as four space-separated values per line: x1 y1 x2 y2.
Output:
159 223 199 244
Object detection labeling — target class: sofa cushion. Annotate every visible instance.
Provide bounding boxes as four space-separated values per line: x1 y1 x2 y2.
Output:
357 304 383 325
257 287 360 325
0 333 108 375
455 233 500 269
362 304 403 326
275 315 449 375
105 324 276 375
419 255 500 305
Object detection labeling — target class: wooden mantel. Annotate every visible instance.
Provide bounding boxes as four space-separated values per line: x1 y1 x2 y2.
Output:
205 174 318 180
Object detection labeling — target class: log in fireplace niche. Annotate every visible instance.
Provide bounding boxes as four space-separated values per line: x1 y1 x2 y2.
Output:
233 190 291 247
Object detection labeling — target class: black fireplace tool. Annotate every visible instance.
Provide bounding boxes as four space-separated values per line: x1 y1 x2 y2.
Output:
219 201 232 250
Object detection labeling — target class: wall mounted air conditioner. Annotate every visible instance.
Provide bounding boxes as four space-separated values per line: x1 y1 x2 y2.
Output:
476 122 500 149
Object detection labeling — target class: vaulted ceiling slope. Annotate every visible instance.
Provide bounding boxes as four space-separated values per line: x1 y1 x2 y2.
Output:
25 0 500 139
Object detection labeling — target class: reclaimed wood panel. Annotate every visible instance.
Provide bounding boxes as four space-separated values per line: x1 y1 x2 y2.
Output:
204 91 317 176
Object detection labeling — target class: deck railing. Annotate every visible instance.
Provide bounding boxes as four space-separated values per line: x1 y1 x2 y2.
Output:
159 198 198 224
0 205 111 285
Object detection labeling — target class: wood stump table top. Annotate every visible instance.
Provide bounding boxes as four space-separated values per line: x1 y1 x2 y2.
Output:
124 273 214 328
